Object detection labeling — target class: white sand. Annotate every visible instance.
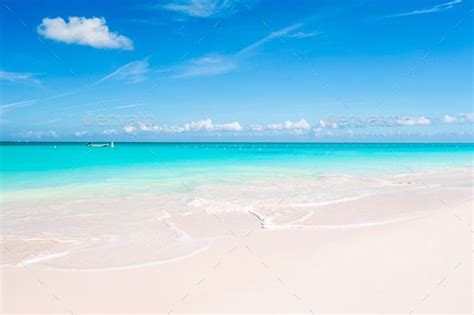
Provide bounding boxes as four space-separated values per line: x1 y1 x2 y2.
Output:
1 170 472 313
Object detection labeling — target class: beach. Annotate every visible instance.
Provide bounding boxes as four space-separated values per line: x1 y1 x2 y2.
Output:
2 0 473 311
0 143 473 313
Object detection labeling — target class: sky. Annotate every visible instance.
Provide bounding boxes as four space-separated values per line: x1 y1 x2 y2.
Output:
0 0 472 142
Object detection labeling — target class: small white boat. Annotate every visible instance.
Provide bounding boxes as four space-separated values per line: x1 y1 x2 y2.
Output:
86 142 114 148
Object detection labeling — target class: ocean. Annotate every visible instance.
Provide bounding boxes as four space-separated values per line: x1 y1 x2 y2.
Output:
1 142 473 192
1 142 473 270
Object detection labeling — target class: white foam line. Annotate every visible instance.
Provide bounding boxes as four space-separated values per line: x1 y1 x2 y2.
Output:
262 213 429 230
285 210 314 225
34 244 211 272
19 251 72 266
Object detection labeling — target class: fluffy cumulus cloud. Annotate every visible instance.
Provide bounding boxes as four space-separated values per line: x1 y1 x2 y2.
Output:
125 119 243 134
111 114 463 138
441 114 458 124
442 112 474 124
266 119 311 131
37 17 133 50
214 121 243 131
319 119 339 129
459 113 474 123
396 116 431 126
183 119 214 131
184 118 242 132
123 119 313 135
249 119 311 135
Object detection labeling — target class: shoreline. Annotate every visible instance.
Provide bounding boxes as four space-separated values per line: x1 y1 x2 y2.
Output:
1 168 472 312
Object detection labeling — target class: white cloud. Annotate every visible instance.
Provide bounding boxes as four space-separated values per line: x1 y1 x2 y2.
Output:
37 17 133 50
74 131 87 137
388 0 463 17
249 124 265 131
441 114 458 124
214 121 242 131
129 119 243 134
124 125 136 134
161 0 251 18
249 119 311 134
103 129 118 135
183 118 215 131
396 116 431 126
441 113 474 124
459 112 474 123
0 71 40 84
174 55 236 78
95 59 150 84
319 119 339 129
24 130 58 139
176 119 243 132
266 118 311 131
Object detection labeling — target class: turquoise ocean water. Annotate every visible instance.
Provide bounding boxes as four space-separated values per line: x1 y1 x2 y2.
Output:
1 143 473 192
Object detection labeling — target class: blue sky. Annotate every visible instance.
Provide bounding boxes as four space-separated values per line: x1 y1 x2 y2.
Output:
0 0 472 141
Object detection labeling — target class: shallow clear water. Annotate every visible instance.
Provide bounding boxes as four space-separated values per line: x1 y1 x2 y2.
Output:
1 142 473 270
1 142 473 191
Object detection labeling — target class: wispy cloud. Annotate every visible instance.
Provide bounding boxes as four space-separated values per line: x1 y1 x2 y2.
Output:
388 0 463 17
237 23 302 56
286 30 320 39
95 59 150 85
37 16 133 50
159 0 254 18
113 102 146 109
0 100 36 111
173 22 302 78
35 118 63 125
173 55 237 78
0 71 41 84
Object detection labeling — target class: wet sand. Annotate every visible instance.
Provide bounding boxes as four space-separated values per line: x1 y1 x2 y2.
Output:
1 170 472 313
